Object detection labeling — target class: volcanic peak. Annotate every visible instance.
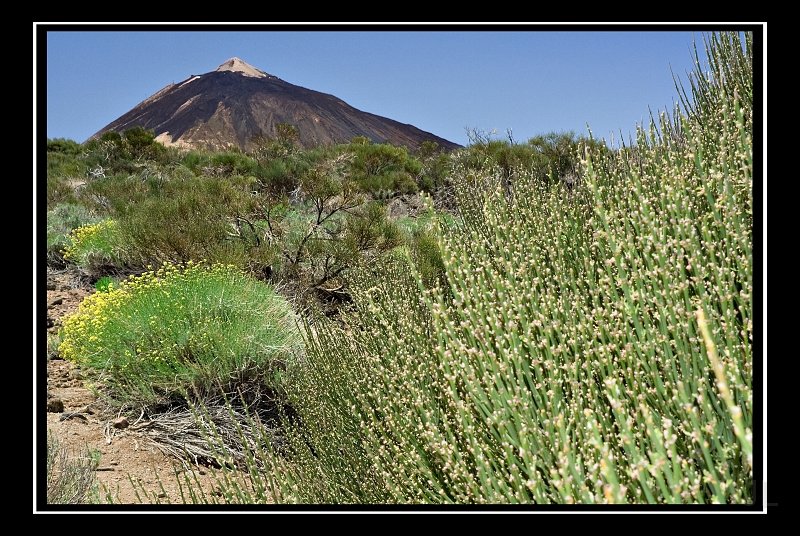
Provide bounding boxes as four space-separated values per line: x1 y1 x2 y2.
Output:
213 57 269 78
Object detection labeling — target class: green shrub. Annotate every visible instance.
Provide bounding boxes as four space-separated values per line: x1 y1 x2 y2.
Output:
114 176 253 268
100 130 123 145
259 158 298 193
180 151 209 174
61 219 125 276
354 170 418 197
346 142 422 197
394 206 451 292
46 174 80 210
47 138 84 155
76 173 149 217
209 151 260 177
46 203 102 266
46 147 86 210
124 126 168 161
250 30 753 505
58 261 303 411
46 150 84 177
407 223 447 292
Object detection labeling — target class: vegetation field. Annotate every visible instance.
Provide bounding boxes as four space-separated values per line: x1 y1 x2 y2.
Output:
43 31 756 506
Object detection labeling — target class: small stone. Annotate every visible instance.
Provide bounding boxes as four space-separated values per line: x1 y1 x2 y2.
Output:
113 416 129 429
47 398 64 413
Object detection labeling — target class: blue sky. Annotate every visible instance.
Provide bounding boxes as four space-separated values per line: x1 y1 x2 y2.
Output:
39 24 759 149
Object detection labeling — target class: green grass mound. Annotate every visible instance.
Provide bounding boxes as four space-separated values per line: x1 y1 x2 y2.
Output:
59 260 304 412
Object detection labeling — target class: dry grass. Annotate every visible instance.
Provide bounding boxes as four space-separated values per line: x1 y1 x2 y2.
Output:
46 430 99 504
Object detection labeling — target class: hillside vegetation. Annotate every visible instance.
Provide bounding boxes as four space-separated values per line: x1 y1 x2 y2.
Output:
44 31 754 505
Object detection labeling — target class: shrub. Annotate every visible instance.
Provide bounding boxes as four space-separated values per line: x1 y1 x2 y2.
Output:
395 205 451 293
46 203 102 267
47 138 84 155
61 219 125 277
114 175 253 268
208 151 260 177
180 151 209 174
46 174 81 210
124 126 168 161
58 261 304 412
46 430 99 504
46 147 86 210
251 30 753 504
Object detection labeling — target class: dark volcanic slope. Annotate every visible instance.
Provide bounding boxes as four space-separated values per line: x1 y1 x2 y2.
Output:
87 68 461 152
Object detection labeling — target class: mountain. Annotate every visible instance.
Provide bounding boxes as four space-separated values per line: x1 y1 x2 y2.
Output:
86 58 462 152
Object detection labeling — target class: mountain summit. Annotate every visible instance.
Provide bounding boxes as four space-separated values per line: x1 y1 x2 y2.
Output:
86 58 461 152
213 57 269 78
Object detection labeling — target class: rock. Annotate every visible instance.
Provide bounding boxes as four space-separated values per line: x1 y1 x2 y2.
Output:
47 398 65 413
113 417 129 429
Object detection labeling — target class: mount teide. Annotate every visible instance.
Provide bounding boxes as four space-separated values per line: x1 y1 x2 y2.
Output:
87 58 462 152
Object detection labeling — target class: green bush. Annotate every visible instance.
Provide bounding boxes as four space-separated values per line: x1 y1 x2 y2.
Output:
46 174 80 210
246 30 753 504
124 126 168 161
347 142 422 197
58 261 304 411
46 149 84 178
46 203 102 266
415 144 452 193
395 206 451 292
46 147 86 210
209 151 261 177
114 175 254 268
47 137 84 155
61 219 125 277
180 150 209 174
354 169 418 197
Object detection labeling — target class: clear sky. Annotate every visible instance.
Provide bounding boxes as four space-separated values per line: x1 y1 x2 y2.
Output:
39 23 758 149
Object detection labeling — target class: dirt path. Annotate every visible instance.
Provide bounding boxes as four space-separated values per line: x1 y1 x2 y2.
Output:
43 267 225 506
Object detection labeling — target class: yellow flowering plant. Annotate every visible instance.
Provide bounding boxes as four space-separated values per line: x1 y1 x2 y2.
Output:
58 260 303 411
61 219 124 274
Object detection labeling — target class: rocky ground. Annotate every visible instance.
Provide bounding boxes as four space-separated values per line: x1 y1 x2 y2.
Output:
43 266 226 506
